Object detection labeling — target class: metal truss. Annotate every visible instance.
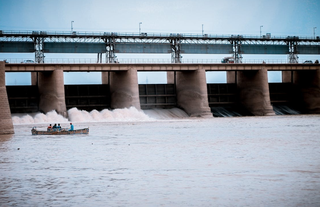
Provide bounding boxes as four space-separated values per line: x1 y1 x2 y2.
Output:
1 31 320 64
287 39 299 64
170 38 182 63
105 37 117 63
33 37 45 63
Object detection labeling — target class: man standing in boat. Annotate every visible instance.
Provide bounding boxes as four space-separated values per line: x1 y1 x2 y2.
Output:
69 123 74 131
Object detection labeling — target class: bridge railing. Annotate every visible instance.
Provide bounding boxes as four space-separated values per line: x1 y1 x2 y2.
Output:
1 30 319 40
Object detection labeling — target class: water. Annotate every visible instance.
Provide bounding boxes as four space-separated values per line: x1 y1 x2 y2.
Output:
1 108 320 206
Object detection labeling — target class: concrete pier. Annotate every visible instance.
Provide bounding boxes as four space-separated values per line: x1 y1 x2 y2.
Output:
0 61 14 134
101 72 109 84
167 71 175 84
31 72 38 85
109 68 141 109
237 68 275 116
293 69 320 113
227 71 236 83
176 67 212 117
38 66 67 116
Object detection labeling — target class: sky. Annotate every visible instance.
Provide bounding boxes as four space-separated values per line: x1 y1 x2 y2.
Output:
1 0 320 84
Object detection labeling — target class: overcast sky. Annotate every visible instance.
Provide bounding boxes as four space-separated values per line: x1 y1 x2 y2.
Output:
1 0 320 84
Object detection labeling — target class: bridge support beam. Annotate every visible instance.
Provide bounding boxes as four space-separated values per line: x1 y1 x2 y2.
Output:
282 71 292 83
237 68 275 116
101 72 109 84
167 71 175 84
109 68 140 109
0 62 14 134
227 71 236 83
31 72 38 85
293 69 320 113
38 67 67 117
176 68 212 117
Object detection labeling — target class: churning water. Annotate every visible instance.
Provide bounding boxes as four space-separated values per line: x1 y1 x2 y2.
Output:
1 108 320 206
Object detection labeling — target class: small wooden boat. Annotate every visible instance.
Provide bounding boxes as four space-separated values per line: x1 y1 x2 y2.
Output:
31 127 89 135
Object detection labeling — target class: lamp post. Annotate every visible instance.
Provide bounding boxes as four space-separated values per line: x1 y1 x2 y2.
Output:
202 24 204 35
71 21 74 32
314 27 317 39
139 22 142 34
260 25 263 37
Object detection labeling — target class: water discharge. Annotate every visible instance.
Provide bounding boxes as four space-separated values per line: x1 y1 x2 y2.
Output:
11 107 189 125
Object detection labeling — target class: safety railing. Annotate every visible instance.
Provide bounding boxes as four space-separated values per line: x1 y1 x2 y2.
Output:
1 30 319 40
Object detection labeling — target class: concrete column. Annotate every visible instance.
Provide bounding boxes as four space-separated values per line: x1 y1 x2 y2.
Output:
38 66 67 116
167 71 175 84
0 61 14 134
109 68 140 109
293 69 320 113
227 71 236 83
176 67 212 117
237 68 275 116
101 72 109 84
282 71 292 83
31 72 38 85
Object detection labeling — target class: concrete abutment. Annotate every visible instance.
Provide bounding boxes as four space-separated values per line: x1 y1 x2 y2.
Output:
0 62 14 134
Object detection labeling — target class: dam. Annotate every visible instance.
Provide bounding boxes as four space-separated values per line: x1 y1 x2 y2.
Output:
1 62 320 134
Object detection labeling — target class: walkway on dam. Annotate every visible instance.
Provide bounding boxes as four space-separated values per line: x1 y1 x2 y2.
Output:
4 63 320 72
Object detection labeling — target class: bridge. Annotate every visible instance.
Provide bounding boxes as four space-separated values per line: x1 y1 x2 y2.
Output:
1 30 320 64
4 63 320 72
1 61 320 135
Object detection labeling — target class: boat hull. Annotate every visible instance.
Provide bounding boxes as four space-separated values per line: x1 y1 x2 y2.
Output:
31 128 89 135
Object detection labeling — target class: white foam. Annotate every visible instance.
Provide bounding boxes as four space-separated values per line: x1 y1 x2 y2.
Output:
12 110 68 125
67 107 154 122
11 107 190 125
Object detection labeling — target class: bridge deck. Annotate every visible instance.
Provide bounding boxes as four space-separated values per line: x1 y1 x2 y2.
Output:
4 63 320 72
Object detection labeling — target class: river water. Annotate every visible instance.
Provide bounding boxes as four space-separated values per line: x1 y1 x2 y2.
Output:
1 108 320 207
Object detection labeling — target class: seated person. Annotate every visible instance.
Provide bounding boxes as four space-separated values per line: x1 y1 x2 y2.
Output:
47 124 52 131
69 123 74 131
57 124 62 131
52 124 57 131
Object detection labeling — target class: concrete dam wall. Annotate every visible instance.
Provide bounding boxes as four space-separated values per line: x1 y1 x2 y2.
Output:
1 62 320 134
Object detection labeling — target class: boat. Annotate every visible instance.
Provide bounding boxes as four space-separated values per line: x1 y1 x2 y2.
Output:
31 127 89 135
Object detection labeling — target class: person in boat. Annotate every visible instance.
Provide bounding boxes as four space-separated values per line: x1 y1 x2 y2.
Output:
52 124 58 131
47 124 52 131
57 124 61 131
69 123 74 131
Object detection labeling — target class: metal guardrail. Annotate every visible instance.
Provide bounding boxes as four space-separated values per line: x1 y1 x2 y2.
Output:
1 30 319 40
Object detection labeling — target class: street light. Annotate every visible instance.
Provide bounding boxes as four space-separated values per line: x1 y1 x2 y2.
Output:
314 27 317 39
202 24 204 35
139 22 142 34
71 21 74 32
260 25 263 37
